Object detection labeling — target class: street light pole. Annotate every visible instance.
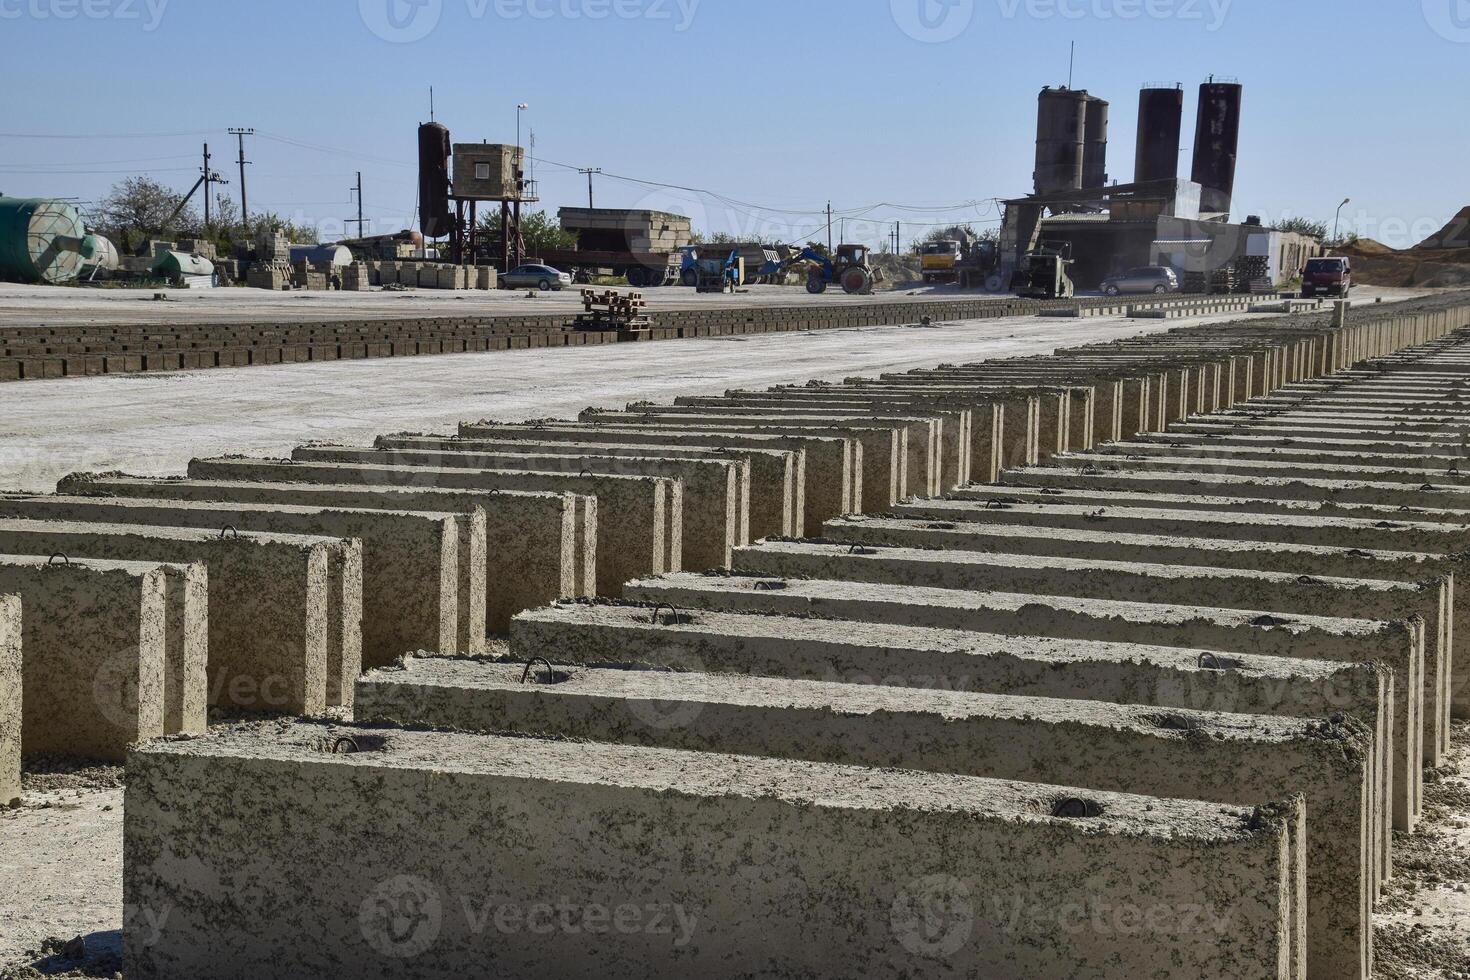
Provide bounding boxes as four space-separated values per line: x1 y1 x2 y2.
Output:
1334 197 1351 243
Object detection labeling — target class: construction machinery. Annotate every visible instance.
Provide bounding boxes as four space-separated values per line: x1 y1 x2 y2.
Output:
796 244 883 295
955 237 1006 291
919 239 963 283
693 250 742 293
1010 241 1075 299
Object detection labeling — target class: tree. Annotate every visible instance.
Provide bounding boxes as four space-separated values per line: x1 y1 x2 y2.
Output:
91 176 200 253
1272 217 1328 240
477 208 575 257
690 231 740 246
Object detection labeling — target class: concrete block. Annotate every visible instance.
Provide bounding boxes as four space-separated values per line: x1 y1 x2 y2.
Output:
361 658 1366 978
625 572 1426 832
0 594 18 805
125 722 1304 979
381 433 799 542
461 422 850 538
0 519 338 717
0 557 168 761
894 496 1465 763
185 457 675 599
4 493 485 669
294 444 743 572
61 475 589 635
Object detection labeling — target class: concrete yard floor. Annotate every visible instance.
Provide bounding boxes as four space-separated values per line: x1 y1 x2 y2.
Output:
0 281 1434 326
0 311 1186 494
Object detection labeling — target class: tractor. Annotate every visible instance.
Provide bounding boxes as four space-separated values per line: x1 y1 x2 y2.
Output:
796 244 884 295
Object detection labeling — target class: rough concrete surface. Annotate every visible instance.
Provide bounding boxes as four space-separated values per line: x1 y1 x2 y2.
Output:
0 594 18 807
124 721 1303 980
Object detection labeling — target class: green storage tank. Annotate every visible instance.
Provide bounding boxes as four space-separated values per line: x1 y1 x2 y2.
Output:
0 197 98 284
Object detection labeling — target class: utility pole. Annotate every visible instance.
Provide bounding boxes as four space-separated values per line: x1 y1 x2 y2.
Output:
198 143 227 231
578 167 601 208
826 201 833 255
347 171 365 239
228 127 254 228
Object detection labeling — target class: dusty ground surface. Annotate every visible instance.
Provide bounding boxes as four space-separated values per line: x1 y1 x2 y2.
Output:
1375 721 1470 979
0 310 1182 493
0 281 1433 327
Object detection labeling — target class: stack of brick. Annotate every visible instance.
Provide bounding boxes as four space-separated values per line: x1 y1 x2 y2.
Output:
475 265 497 290
340 262 369 292
247 230 294 291
290 260 330 291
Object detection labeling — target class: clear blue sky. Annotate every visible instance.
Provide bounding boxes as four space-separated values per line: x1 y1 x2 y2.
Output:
1 0 1464 248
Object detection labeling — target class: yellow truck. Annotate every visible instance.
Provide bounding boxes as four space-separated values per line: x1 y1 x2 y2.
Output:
919 239 962 284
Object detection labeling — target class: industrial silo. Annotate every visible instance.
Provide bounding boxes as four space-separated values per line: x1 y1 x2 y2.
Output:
417 122 452 240
1191 78 1243 216
1134 84 1185 183
0 197 98 284
1033 87 1088 196
1081 96 1109 190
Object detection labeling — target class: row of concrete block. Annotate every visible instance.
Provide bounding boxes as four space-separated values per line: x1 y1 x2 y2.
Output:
116 296 1470 978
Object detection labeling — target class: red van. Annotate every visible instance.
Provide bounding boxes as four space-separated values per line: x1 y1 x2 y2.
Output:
1301 257 1352 298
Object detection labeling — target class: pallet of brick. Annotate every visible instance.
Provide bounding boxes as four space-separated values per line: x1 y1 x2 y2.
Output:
187 456 675 599
0 556 190 762
360 658 1370 977
0 593 16 805
126 722 1305 979
340 262 369 292
0 493 483 674
63 475 590 636
0 519 351 718
475 265 496 290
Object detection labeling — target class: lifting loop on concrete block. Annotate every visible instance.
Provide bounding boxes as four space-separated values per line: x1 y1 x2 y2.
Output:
1051 797 1105 819
1296 575 1321 586
847 544 877 556
520 657 556 685
579 468 594 478
219 525 240 540
1197 653 1239 671
753 580 787 591
328 735 360 755
649 603 680 626
47 553 69 566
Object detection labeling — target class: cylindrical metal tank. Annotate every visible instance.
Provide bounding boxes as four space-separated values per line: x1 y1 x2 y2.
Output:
1135 84 1185 183
0 197 98 284
81 234 120 275
151 251 216 278
1082 96 1109 189
1191 78 1243 215
1033 87 1088 196
288 244 354 267
417 122 452 240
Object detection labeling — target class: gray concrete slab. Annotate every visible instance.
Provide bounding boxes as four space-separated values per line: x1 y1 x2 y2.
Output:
0 593 18 806
458 422 852 539
624 572 1425 833
185 457 672 599
59 475 588 635
359 657 1366 978
293 444 741 572
380 433 798 541
0 519 337 717
0 493 481 673
0 557 166 761
125 721 1304 979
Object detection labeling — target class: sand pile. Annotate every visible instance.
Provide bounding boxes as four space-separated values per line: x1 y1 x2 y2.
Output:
1334 209 1470 288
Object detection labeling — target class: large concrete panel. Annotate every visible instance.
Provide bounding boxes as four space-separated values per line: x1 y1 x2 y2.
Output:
125 722 1304 979
0 593 18 806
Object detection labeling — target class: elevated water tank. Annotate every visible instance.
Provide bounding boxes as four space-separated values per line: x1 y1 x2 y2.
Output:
1082 96 1109 189
0 197 98 284
1191 78 1243 216
418 122 452 239
1135 84 1185 183
1033 87 1089 196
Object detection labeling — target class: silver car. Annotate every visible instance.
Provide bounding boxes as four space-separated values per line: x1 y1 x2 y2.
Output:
1101 266 1180 296
500 264 572 291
